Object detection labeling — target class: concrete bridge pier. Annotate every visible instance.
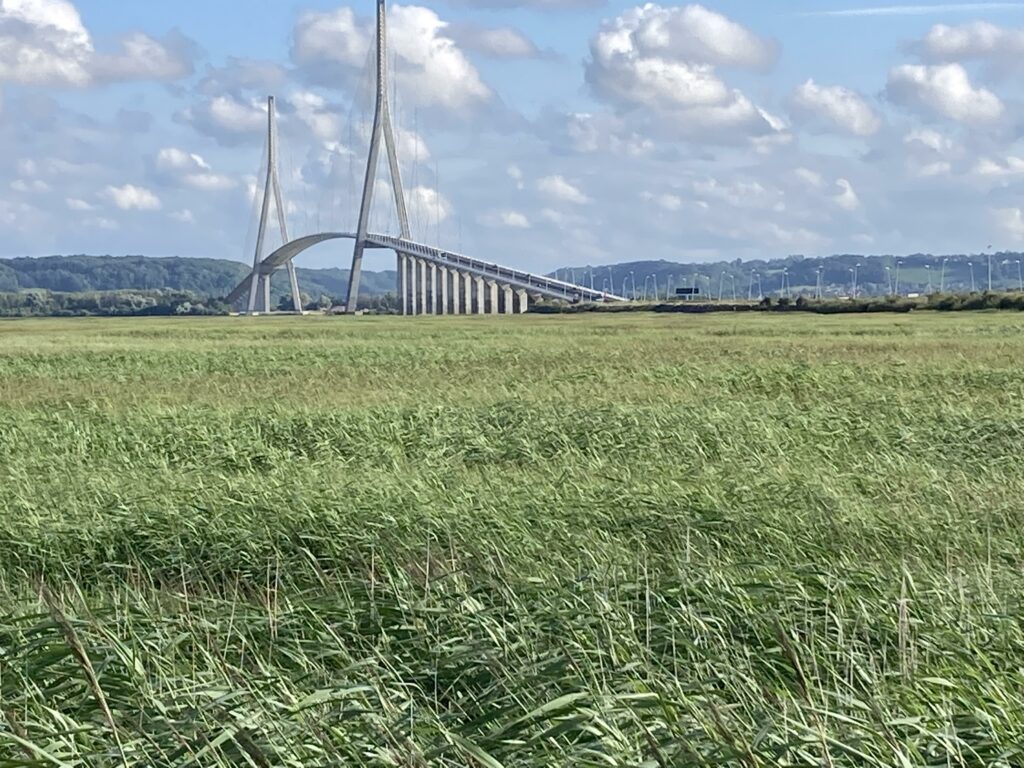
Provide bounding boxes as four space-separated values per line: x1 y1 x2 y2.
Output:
473 276 485 315
390 254 536 316
485 280 499 314
417 259 428 315
450 269 461 314
516 288 529 314
398 254 408 315
439 266 449 315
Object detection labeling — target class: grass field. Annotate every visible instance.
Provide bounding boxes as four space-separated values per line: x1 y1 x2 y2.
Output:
2 313 1024 767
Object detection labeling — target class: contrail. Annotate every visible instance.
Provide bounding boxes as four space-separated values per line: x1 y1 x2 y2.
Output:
806 3 1024 16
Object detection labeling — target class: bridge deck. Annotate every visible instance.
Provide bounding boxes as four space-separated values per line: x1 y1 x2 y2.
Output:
228 232 627 306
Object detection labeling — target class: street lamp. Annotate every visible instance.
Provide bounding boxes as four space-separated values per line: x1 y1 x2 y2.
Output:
621 276 629 298
1017 259 1023 291
968 261 975 292
728 274 737 301
815 266 823 299
629 270 636 299
781 268 789 298
987 245 993 292
667 274 674 300
940 257 949 292
748 270 756 300
849 267 856 299
885 265 892 296
643 275 652 301
925 264 932 294
651 274 659 301
894 261 901 296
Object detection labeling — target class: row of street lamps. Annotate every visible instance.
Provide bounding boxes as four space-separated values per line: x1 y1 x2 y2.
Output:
557 254 1024 301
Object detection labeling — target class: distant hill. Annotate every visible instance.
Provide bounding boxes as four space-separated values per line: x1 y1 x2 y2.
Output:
556 253 1024 299
4 251 1023 305
0 255 396 302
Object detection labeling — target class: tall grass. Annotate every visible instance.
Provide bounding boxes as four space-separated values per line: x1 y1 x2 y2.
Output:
2 314 1024 765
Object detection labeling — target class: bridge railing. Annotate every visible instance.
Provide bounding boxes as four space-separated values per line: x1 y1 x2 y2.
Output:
367 235 626 303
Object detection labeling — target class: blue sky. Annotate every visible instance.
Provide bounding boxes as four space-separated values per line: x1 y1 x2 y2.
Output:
3 0 1024 273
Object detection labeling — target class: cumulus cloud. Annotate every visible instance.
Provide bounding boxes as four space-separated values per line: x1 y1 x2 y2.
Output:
642 190 683 211
198 57 289 96
480 209 531 228
449 23 545 58
292 4 491 110
834 178 861 211
183 94 268 144
973 156 1024 176
155 147 237 191
920 21 1024 64
445 0 602 8
0 0 195 87
170 209 194 223
409 185 452 222
995 207 1024 239
105 183 161 211
886 63 1004 123
903 127 954 154
792 79 881 136
289 91 342 142
794 167 824 187
585 4 783 143
65 197 93 211
538 174 589 204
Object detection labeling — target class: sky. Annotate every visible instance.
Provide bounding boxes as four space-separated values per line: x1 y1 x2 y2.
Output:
3 0 1024 273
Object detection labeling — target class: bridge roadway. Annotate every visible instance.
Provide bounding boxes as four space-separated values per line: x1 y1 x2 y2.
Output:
227 232 627 312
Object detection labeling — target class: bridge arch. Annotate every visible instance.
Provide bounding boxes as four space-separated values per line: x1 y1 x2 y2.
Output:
227 233 356 305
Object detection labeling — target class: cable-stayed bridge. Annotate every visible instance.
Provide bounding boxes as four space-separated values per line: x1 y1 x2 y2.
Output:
229 0 626 315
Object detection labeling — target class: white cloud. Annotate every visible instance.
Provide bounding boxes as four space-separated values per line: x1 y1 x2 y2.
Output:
156 147 209 173
409 185 452 222
834 178 861 211
642 190 683 211
538 174 589 204
903 127 954 153
995 207 1024 239
289 90 342 142
810 4 1024 16
184 95 267 143
0 1 193 86
973 156 1024 176
170 209 194 223
11 178 48 192
480 209 531 228
507 164 524 190
693 177 780 209
585 5 783 143
155 147 236 191
84 216 118 230
208 95 266 132
450 24 542 58
65 197 93 211
794 167 824 187
886 63 1004 123
293 4 490 110
105 184 161 211
921 21 1024 62
792 79 881 136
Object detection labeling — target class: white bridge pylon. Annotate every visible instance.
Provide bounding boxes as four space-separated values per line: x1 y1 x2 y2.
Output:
231 0 627 315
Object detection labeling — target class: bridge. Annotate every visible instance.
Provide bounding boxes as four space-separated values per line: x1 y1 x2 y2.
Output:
229 0 626 315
